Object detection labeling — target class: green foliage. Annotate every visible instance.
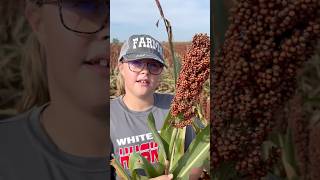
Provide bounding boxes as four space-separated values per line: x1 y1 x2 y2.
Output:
112 38 120 44
111 111 210 179
171 125 210 179
110 154 131 180
129 153 163 178
278 129 299 180
147 113 168 166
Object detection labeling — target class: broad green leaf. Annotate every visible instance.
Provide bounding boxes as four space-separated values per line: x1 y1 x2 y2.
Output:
171 125 210 179
278 129 299 180
129 153 163 178
284 129 296 168
159 111 186 169
168 127 186 172
110 155 130 180
168 128 178 164
160 111 174 145
147 112 168 167
158 111 174 166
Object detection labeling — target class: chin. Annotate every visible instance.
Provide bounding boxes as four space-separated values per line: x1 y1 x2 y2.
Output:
81 98 108 116
136 91 154 98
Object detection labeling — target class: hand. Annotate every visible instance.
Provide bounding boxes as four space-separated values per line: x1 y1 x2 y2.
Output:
189 168 203 180
150 174 173 180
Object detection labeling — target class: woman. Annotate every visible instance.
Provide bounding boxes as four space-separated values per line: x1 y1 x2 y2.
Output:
110 34 201 179
0 0 110 179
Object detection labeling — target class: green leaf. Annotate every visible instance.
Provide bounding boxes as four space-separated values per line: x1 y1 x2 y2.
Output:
160 111 174 145
284 129 296 168
158 111 186 170
168 127 186 172
147 112 168 167
158 111 174 166
171 125 210 179
278 129 299 180
129 153 163 178
110 154 131 180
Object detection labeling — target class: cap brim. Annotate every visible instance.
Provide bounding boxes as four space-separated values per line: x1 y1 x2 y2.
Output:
122 53 167 67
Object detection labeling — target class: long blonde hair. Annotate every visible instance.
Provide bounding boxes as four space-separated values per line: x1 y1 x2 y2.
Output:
17 32 49 112
115 64 125 96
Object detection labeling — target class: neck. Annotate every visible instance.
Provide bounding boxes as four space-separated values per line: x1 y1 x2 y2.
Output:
41 101 108 158
122 93 154 111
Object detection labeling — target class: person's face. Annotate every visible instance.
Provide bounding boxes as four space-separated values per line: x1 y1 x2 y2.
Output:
26 1 109 111
119 59 163 98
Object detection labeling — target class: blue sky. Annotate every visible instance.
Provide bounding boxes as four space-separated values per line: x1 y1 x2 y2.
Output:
110 0 210 42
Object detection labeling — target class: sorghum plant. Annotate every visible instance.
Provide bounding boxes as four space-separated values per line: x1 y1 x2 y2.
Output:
212 0 320 178
171 34 210 128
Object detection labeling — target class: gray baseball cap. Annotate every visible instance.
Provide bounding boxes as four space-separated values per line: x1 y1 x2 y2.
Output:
118 34 166 66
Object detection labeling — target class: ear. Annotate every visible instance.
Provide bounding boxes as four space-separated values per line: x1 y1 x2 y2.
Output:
25 2 45 43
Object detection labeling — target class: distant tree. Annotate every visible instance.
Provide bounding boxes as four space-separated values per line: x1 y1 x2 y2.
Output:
112 38 120 44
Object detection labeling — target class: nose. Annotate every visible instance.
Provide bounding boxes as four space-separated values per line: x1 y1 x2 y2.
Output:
140 63 150 74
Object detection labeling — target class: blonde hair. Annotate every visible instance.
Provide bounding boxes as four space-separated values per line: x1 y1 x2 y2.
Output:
115 64 125 96
17 32 49 112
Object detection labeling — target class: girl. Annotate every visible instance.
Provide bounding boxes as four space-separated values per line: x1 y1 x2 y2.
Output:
0 0 110 179
110 34 201 179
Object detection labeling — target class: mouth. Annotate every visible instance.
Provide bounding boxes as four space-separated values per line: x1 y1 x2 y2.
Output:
84 57 108 67
136 79 150 85
83 55 109 76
